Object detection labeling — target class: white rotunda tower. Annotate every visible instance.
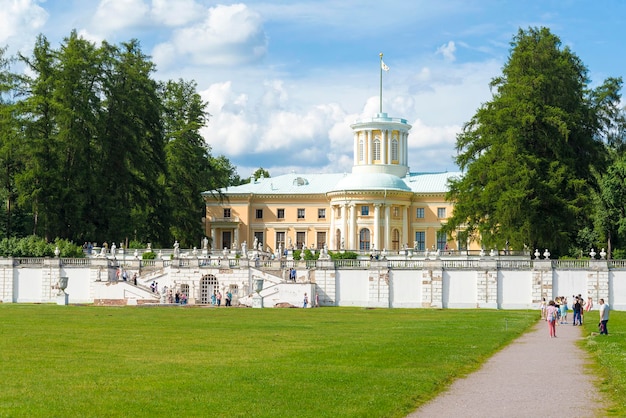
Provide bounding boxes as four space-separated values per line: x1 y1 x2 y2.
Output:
350 112 411 178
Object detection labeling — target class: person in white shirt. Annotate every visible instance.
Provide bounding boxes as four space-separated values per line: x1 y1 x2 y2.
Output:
599 298 610 335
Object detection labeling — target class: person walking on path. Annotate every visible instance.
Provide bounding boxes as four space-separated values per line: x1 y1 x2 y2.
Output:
572 296 583 326
599 298 610 335
408 320 602 417
546 300 558 338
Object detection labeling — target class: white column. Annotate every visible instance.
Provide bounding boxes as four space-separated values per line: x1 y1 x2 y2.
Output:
348 203 356 250
381 129 387 164
329 204 335 250
404 131 409 166
211 228 216 250
374 204 380 250
341 204 347 249
234 228 239 248
353 131 358 164
365 130 374 165
384 205 391 250
402 205 408 248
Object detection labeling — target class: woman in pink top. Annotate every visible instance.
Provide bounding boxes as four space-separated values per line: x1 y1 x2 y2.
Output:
546 300 558 338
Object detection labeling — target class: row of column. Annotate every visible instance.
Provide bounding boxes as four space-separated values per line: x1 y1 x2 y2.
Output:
328 202 410 250
353 129 409 165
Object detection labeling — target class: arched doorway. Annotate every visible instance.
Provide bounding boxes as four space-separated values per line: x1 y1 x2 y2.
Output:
359 228 371 251
200 274 219 304
392 229 400 251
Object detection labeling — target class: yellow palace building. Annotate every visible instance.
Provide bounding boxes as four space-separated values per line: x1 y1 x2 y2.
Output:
203 110 475 255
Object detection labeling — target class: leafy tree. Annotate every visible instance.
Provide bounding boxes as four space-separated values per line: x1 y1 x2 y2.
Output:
442 27 622 257
592 152 626 258
99 39 168 246
161 79 210 247
0 46 29 238
16 34 62 240
252 167 270 180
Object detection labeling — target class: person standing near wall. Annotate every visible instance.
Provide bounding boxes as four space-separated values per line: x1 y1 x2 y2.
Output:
303 292 308 308
572 297 583 326
599 298 610 335
546 300 558 338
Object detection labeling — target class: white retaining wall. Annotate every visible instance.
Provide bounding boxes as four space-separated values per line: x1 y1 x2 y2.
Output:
1 257 625 310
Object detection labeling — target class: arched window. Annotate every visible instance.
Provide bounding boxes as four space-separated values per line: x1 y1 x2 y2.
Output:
200 274 219 304
392 229 400 251
359 228 371 251
359 138 364 162
391 136 399 162
373 137 381 161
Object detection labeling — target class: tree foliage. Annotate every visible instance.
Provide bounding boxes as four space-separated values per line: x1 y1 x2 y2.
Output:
0 31 241 247
442 27 622 256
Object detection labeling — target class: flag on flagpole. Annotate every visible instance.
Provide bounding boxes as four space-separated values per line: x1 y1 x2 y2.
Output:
381 60 389 71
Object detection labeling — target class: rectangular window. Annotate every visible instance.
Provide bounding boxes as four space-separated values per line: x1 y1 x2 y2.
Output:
296 231 306 249
255 209 263 219
316 232 326 249
254 232 264 249
361 205 369 216
393 206 400 217
277 208 285 219
437 230 447 251
416 208 425 219
223 208 231 218
437 207 446 218
318 208 326 219
415 231 425 251
275 231 285 249
297 208 305 219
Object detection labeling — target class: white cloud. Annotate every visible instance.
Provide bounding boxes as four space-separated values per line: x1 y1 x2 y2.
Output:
152 3 268 69
92 0 150 33
0 0 47 49
150 0 205 27
436 40 457 62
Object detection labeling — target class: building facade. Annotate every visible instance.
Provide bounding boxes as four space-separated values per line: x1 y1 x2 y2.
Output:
203 112 476 254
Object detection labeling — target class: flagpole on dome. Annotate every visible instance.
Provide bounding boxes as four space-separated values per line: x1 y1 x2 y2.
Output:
379 53 389 114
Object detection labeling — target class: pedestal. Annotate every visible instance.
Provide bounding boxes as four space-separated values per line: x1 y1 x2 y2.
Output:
56 293 69 305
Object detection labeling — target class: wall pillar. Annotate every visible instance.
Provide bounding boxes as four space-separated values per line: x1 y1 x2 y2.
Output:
588 260 610 304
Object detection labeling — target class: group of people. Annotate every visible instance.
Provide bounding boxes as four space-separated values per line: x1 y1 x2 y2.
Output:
542 295 609 337
210 290 233 307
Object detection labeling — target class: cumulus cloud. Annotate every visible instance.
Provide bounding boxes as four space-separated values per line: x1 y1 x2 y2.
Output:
152 3 268 69
436 40 457 62
0 0 47 50
150 0 205 27
91 0 150 33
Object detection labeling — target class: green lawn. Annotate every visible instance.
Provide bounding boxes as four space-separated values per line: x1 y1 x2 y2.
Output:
1 305 537 417
580 310 626 416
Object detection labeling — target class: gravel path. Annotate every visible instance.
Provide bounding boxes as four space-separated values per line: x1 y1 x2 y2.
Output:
407 319 602 417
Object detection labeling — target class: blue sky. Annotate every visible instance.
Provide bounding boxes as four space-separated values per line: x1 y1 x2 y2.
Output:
1 0 625 178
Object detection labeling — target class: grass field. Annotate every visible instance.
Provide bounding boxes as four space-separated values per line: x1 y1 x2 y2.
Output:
580 310 626 416
0 305 541 417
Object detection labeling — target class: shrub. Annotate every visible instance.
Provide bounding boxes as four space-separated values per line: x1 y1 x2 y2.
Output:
142 251 157 260
329 250 358 260
0 236 83 257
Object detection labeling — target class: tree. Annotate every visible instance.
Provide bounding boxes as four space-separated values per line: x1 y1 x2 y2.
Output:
252 167 270 181
161 79 210 247
16 34 61 240
99 39 168 246
442 27 622 256
0 46 28 238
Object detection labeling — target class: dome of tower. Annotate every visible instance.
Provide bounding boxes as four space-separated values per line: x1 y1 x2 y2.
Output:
332 172 411 192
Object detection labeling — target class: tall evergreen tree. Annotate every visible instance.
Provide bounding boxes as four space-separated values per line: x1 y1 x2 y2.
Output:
99 39 168 246
161 79 212 247
16 34 61 240
0 46 26 238
442 27 622 256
